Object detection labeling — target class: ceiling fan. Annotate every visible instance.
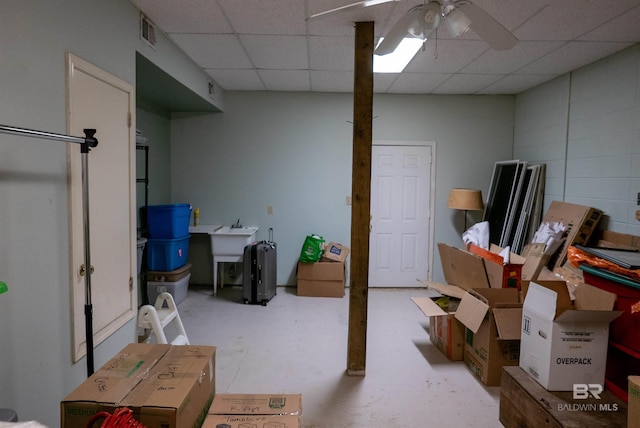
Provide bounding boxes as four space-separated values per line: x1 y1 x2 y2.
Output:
308 0 517 55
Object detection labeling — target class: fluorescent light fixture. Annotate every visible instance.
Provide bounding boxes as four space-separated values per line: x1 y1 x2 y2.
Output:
373 38 423 73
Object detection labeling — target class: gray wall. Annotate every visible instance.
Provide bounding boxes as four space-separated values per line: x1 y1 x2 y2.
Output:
514 45 640 236
0 1 217 425
169 92 515 285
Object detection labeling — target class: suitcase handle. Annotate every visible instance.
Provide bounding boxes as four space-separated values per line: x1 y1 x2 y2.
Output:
268 227 273 242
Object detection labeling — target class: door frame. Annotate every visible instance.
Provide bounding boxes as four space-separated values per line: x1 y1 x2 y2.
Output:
371 140 436 284
67 53 136 362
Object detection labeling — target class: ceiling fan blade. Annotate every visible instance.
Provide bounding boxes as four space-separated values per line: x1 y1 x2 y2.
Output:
374 6 428 55
457 2 517 50
307 0 396 21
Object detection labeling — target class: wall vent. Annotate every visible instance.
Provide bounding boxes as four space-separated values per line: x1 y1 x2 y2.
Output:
140 14 157 48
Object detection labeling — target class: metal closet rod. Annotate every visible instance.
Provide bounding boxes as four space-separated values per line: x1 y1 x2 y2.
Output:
1 122 99 377
0 124 98 147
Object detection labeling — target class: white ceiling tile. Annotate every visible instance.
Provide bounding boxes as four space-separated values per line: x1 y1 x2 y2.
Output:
432 74 504 94
578 5 640 42
217 0 307 35
516 41 634 75
130 0 232 33
405 39 487 74
206 69 265 91
374 73 399 93
308 36 354 71
387 72 452 94
462 41 565 74
171 34 253 69
478 74 559 94
240 35 308 69
514 0 640 41
310 70 354 92
259 70 311 91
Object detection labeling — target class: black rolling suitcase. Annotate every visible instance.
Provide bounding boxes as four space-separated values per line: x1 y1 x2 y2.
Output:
243 228 277 306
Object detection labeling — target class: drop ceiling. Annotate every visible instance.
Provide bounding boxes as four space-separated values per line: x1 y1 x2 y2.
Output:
129 0 640 95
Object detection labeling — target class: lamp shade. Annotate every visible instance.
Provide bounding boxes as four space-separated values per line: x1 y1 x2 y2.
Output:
447 188 484 211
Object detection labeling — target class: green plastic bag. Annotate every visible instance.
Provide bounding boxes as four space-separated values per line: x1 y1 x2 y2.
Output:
299 234 325 263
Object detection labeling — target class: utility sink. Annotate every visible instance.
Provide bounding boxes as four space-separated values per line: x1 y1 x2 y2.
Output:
211 226 258 255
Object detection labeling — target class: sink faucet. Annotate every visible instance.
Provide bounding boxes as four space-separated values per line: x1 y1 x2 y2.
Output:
231 218 243 228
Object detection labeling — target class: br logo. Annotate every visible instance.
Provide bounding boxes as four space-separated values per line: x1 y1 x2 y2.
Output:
573 384 603 399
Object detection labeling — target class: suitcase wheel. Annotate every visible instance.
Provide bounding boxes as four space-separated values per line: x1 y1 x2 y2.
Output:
243 299 249 305
261 300 268 307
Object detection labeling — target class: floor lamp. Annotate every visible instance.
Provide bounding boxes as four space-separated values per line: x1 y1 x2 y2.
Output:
448 188 484 231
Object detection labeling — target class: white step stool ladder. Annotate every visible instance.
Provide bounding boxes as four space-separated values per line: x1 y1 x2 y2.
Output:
137 292 190 345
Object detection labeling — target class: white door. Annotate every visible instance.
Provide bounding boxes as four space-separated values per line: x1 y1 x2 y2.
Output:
369 144 432 287
67 53 136 362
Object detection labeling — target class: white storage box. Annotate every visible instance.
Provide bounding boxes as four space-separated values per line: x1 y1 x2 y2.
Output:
519 280 621 391
147 273 190 306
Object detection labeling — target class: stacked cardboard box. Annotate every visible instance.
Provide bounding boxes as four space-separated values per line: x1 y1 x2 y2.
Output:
297 242 349 298
61 343 216 428
416 243 523 385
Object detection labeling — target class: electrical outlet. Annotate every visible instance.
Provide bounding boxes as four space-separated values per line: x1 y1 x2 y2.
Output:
346 196 352 205
267 205 273 215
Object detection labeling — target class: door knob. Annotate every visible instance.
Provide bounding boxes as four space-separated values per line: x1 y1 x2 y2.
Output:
79 264 94 276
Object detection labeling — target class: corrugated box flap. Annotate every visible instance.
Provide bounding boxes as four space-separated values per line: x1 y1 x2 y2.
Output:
124 345 216 408
574 283 616 311
438 243 490 290
454 292 489 333
418 280 466 300
493 308 523 340
411 297 449 317
63 343 172 403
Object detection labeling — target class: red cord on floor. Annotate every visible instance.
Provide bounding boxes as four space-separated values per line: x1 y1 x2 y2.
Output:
85 407 146 428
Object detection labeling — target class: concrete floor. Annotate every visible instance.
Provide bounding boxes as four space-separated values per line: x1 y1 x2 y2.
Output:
175 285 503 428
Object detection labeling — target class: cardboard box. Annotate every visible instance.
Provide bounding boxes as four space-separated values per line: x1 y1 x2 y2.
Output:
205 393 302 428
629 376 640 428
541 201 603 269
520 243 550 281
412 296 464 361
596 230 640 250
61 343 216 428
420 244 523 385
124 345 217 427
321 242 350 263
456 288 522 386
203 414 301 427
208 393 302 416
297 261 345 297
519 280 620 391
469 244 526 290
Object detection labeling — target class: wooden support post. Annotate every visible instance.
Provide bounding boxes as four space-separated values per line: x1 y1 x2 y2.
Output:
347 21 374 376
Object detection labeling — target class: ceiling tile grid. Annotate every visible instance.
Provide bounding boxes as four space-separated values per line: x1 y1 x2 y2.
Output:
129 0 640 94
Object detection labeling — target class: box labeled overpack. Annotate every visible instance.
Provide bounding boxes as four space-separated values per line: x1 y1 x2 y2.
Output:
519 280 620 391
